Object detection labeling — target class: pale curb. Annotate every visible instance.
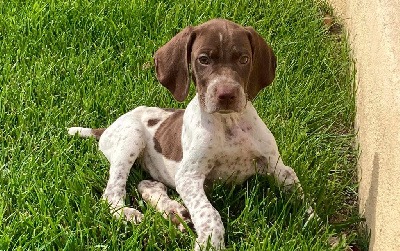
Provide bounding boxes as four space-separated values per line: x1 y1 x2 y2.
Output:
327 1 400 250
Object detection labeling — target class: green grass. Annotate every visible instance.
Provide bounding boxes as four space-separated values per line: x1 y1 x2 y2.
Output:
0 0 359 250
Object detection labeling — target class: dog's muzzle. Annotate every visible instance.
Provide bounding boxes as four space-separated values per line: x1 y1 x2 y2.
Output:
204 77 247 114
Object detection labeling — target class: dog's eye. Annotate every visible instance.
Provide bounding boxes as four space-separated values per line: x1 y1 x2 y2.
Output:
198 55 210 65
239 56 249 64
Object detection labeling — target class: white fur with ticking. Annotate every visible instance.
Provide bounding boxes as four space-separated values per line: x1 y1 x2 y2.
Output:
68 95 303 250
68 19 311 251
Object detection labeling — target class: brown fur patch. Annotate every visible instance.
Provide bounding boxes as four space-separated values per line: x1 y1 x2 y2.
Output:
153 110 184 161
91 128 106 140
147 119 161 127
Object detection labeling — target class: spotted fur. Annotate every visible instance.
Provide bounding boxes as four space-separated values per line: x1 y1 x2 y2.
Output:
68 19 312 250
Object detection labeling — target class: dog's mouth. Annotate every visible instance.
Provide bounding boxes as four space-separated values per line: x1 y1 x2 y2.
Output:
202 97 247 114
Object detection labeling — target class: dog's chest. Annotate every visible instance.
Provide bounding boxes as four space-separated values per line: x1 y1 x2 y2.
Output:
202 117 262 184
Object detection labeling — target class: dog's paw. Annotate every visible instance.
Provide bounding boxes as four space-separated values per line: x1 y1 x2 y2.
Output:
164 201 193 232
303 205 320 229
114 207 144 223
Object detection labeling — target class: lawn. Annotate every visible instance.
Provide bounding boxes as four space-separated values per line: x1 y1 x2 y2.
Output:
0 0 359 250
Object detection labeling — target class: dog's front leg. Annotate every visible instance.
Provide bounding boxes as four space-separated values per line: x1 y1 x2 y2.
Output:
258 155 303 194
257 137 315 220
256 131 303 194
175 166 225 250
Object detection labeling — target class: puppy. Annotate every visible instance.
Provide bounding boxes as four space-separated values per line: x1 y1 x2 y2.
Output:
69 19 312 250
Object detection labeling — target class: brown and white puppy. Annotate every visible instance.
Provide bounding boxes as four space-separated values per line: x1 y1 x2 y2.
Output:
69 19 309 250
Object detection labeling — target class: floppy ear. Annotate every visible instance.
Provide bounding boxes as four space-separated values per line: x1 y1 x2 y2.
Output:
153 26 195 102
245 27 277 100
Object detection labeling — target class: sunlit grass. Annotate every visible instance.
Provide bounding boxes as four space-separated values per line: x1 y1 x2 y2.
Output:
0 0 359 249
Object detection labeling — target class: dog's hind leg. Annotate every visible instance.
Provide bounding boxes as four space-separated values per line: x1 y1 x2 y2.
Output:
138 180 193 232
99 116 146 223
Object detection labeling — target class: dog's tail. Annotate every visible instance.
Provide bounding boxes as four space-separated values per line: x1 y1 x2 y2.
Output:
67 127 106 140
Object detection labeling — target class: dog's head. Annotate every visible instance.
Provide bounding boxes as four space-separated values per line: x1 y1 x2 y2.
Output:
154 19 276 114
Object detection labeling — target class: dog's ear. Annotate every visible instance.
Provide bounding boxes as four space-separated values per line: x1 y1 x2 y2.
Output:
153 26 195 102
245 27 277 100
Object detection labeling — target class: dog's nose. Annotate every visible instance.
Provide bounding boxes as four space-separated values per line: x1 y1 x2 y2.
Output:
216 86 237 101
